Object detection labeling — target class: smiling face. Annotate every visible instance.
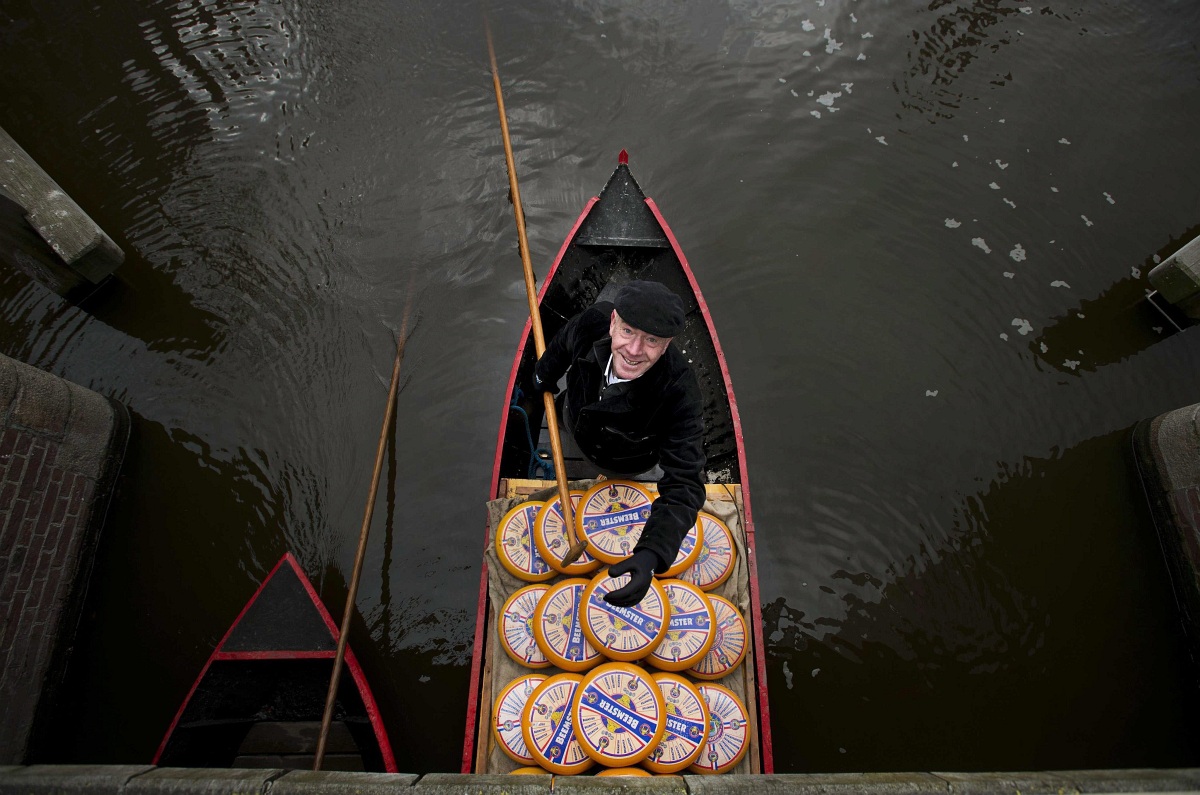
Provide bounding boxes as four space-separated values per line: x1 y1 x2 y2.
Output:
609 310 672 380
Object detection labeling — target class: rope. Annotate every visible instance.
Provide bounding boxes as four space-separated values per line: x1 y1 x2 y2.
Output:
511 387 555 479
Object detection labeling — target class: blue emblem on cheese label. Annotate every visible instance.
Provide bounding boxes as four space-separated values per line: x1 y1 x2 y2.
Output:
500 584 550 668
582 572 668 661
522 674 592 775
572 663 665 766
648 580 716 671
578 481 654 564
645 673 709 773
534 492 599 575
534 579 600 671
690 683 750 774
498 501 554 582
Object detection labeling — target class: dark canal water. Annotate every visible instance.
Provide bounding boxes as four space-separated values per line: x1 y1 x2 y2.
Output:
3 0 1200 773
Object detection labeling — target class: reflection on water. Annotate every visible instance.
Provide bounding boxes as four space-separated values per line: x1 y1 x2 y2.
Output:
764 431 1200 772
3 0 1200 774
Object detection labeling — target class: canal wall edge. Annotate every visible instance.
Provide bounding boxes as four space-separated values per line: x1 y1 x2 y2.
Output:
1132 402 1200 667
1 766 1199 795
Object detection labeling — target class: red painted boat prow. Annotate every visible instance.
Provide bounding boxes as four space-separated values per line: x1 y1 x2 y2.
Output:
463 151 774 774
154 553 397 773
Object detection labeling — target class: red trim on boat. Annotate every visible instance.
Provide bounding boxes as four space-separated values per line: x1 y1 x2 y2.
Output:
212 650 336 661
153 553 398 774
645 197 774 773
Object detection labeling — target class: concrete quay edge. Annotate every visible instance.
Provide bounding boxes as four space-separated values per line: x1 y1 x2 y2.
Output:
0 125 123 286
1 767 1199 794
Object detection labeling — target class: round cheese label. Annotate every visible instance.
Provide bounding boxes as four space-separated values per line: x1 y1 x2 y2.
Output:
492 673 547 764
689 683 750 774
534 491 600 575
571 662 666 767
643 672 710 774
521 673 594 776
581 571 669 662
647 580 716 672
499 584 551 669
532 578 601 672
496 501 555 582
679 512 737 591
596 767 652 777
688 595 748 680
660 518 702 578
577 480 655 565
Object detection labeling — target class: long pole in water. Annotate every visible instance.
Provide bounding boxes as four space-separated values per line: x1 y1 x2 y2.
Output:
314 296 414 770
485 22 588 567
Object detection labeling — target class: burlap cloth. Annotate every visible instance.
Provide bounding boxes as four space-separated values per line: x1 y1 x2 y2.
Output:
481 479 754 775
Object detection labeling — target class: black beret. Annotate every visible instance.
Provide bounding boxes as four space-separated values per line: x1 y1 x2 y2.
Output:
614 280 686 337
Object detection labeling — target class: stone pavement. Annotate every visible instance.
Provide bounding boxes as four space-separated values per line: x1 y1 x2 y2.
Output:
2 767 1200 795
0 353 128 763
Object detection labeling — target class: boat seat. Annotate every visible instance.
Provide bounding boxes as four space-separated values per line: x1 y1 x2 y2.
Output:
232 720 364 771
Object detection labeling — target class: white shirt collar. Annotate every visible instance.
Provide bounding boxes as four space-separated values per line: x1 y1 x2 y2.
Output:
604 354 632 387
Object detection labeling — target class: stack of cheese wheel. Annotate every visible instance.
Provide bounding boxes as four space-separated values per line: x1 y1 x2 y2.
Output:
491 487 753 776
533 491 599 576
496 501 554 583
679 511 737 591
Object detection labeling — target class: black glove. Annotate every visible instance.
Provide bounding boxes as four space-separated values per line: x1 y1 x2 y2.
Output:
532 373 560 395
604 549 660 607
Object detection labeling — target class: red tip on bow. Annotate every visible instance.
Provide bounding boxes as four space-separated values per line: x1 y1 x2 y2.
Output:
618 149 628 165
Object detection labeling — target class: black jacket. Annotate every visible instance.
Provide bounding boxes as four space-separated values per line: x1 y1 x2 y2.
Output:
534 302 706 571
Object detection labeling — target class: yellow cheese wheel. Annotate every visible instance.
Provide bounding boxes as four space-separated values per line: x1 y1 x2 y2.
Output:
679 512 737 591
659 518 702 578
532 578 602 672
577 480 655 565
643 672 710 774
499 584 551 669
571 662 666 768
534 491 600 575
581 570 669 662
596 767 652 777
521 673 594 776
687 594 748 680
646 580 716 672
509 767 550 775
689 683 750 774
492 673 548 764
496 500 555 582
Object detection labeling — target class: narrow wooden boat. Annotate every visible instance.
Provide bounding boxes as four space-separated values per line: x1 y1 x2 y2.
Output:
154 553 397 772
463 151 773 773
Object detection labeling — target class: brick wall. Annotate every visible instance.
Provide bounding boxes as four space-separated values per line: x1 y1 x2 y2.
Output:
0 354 126 763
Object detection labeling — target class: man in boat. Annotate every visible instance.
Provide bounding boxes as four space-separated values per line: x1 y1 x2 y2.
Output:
533 279 705 607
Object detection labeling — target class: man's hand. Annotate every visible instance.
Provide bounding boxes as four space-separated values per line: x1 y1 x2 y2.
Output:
533 373 560 395
604 549 660 607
